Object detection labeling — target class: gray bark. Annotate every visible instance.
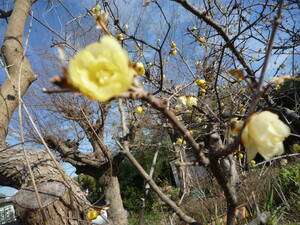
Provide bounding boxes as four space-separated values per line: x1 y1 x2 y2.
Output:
0 0 37 146
0 147 90 225
99 173 128 225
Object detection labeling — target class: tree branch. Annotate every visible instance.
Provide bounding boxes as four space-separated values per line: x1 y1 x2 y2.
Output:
171 0 256 82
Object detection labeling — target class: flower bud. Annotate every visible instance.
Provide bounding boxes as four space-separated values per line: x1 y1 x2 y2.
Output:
169 49 177 55
186 96 198 107
117 33 124 41
135 106 144 114
194 79 206 87
171 41 176 48
134 62 145 76
86 209 98 221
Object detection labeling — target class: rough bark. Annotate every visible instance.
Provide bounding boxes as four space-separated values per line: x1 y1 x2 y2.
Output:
0 0 37 146
0 148 90 225
43 121 129 225
99 173 128 225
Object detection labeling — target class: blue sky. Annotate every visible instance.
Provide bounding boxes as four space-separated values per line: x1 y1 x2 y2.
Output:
1 0 300 196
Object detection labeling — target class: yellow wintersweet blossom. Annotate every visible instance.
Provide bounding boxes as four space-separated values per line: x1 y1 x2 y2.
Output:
176 115 182 121
169 49 177 55
176 138 186 145
178 96 187 106
194 79 206 87
133 62 145 76
242 111 290 162
69 35 134 102
186 96 198 107
86 209 98 221
250 160 256 167
171 41 176 48
199 89 206 96
135 106 144 114
92 5 101 16
117 33 124 41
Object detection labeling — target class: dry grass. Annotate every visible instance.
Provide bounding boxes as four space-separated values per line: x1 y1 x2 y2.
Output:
175 160 299 225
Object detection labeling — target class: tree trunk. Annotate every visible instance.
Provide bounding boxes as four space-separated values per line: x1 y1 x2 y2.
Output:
0 147 90 225
99 173 128 225
0 0 37 146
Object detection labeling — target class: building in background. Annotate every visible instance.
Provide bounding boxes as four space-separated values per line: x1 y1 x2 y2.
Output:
0 194 20 225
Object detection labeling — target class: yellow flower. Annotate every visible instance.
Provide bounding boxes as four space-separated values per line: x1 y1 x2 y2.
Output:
176 115 182 121
240 108 246 114
169 49 177 55
237 77 243 83
69 35 134 102
176 138 186 145
86 209 98 221
134 62 145 76
275 84 281 90
199 89 206 96
117 33 124 41
92 5 101 15
171 41 176 48
242 111 290 161
178 96 187 106
238 153 244 159
156 39 161 43
135 106 144 114
250 160 256 166
194 79 206 87
188 130 194 135
186 96 198 107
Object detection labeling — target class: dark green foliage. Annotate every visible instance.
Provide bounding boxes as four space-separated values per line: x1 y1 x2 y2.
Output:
74 130 175 212
262 161 300 223
277 162 300 198
75 173 102 203
118 130 175 211
272 75 300 110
